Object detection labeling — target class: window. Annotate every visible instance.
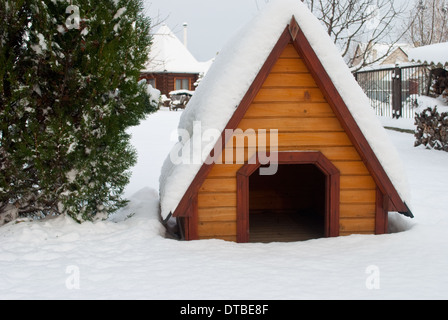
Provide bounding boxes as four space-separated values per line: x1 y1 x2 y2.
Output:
175 78 189 90
147 78 156 88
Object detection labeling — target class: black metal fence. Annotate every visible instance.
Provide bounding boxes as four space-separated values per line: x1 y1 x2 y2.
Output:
354 64 430 118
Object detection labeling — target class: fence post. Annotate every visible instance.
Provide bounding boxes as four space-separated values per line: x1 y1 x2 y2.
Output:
392 65 402 118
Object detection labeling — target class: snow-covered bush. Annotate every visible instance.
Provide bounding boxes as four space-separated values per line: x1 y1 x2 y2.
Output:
139 79 161 109
0 0 156 224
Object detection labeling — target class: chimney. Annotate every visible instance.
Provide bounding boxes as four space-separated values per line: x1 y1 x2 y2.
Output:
183 22 188 48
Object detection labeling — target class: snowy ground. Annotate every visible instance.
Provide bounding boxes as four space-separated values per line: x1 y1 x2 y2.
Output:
1 108 448 300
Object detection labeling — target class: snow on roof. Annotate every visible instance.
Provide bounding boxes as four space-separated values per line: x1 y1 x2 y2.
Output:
357 42 413 63
143 24 210 74
351 42 413 71
408 42 448 68
159 0 411 220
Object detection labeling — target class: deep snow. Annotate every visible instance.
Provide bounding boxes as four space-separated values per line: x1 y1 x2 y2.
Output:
1 108 448 300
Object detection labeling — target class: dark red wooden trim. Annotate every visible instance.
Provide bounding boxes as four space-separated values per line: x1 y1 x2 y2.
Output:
172 26 292 219
328 166 340 236
236 172 250 243
375 188 389 234
183 216 190 240
289 16 409 215
177 217 186 240
288 16 299 40
236 151 340 243
184 194 199 240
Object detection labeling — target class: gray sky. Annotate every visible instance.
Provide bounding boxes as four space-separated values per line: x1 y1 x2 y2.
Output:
142 0 413 62
143 0 271 62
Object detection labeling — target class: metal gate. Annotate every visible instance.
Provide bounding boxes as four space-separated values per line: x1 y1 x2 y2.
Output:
354 64 430 118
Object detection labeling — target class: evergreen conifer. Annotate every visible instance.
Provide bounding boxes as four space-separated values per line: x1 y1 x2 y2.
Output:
0 0 155 223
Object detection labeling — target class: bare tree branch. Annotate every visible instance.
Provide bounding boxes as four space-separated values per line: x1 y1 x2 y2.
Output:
304 0 408 70
403 0 448 47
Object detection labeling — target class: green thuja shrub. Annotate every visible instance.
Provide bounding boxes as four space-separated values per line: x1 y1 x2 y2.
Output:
0 0 156 223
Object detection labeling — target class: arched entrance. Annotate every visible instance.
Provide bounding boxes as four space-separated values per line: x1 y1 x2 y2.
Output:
236 151 340 243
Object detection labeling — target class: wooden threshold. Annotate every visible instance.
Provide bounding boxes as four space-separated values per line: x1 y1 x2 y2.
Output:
249 210 325 243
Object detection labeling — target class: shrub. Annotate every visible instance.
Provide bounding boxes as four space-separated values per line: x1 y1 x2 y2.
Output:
0 0 156 223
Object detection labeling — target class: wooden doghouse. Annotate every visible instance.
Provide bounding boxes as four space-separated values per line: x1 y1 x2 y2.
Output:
159 2 413 243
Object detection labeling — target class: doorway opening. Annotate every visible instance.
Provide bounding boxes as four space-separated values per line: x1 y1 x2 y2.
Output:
236 151 340 243
248 164 326 242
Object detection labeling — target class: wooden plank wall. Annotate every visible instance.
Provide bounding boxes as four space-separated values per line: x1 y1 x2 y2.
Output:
140 73 199 96
196 44 377 241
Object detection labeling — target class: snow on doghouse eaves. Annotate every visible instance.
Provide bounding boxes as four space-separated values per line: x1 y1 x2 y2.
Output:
159 0 412 221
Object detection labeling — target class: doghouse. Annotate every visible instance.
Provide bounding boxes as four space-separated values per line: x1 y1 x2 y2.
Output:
159 1 413 243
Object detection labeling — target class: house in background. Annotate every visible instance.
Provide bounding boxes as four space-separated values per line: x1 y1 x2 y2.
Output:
351 42 413 70
140 24 212 97
351 42 429 118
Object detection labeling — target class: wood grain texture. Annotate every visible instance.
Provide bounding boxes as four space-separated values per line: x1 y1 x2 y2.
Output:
339 218 375 233
198 207 237 222
254 88 326 103
237 117 344 132
271 58 308 73
263 73 318 88
244 102 335 118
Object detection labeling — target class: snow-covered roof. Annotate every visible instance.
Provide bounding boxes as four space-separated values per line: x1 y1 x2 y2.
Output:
143 24 210 74
408 42 448 68
159 0 411 221
351 42 413 71
358 42 412 63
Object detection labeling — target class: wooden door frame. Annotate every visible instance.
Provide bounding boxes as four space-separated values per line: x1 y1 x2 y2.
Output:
236 151 340 243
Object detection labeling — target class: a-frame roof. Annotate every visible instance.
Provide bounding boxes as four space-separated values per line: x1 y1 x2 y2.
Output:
159 0 412 221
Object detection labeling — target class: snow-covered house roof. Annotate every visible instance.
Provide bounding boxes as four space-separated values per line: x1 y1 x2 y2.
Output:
408 42 448 68
351 42 413 70
159 0 412 222
143 24 209 74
